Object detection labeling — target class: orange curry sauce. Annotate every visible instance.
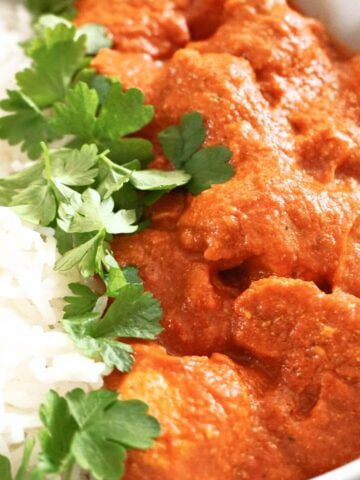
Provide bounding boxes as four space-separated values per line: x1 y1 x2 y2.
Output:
75 1 360 479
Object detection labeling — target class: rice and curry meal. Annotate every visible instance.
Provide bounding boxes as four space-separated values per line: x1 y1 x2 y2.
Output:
0 0 359 479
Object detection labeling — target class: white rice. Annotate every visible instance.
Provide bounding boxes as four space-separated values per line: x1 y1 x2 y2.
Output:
0 0 108 469
0 0 32 178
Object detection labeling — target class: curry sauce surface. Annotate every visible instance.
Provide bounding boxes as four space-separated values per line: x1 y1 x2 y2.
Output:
76 1 360 478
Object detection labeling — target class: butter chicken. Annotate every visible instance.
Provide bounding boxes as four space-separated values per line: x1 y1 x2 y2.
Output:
75 1 360 478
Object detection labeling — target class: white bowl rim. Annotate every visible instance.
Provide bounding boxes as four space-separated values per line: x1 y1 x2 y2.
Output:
312 458 360 480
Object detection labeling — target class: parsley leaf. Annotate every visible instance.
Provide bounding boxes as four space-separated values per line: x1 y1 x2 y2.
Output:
55 188 137 275
93 283 162 340
186 146 234 195
58 189 137 234
55 231 107 277
0 162 44 190
102 138 154 166
52 80 154 143
0 187 12 206
65 389 160 480
96 160 129 200
158 111 206 168
52 81 99 140
50 144 99 188
67 389 159 465
17 24 87 108
0 456 11 480
38 391 77 473
96 82 154 140
97 154 190 202
0 438 40 480
0 23 88 158
62 269 162 372
97 339 135 372
129 168 191 191
122 265 143 285
63 283 99 318
66 332 135 372
105 265 142 297
30 16 112 56
12 184 57 226
159 112 235 194
2 389 160 480
66 389 116 426
26 0 76 19
0 91 57 159
0 144 98 225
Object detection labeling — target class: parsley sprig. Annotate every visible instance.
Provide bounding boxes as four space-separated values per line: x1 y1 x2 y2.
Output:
0 17 236 479
28 15 113 56
159 112 234 194
0 21 112 159
0 23 234 374
63 265 162 372
53 80 153 148
26 0 77 20
0 23 86 158
0 143 189 276
0 389 160 480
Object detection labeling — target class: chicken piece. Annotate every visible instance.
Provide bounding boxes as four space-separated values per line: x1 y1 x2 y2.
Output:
89 0 226 97
106 280 360 479
151 47 290 155
75 0 190 59
233 277 360 477
75 0 228 60
113 228 233 355
177 161 358 286
104 0 360 477
111 0 360 352
190 0 345 110
144 4 360 290
106 343 300 480
185 0 360 178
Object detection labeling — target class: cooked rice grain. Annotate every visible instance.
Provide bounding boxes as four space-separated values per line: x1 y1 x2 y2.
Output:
0 1 108 468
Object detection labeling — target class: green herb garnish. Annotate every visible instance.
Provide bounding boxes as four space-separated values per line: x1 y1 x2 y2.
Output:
0 24 86 158
0 143 189 276
53 80 153 143
18 24 87 109
29 15 113 56
62 266 162 372
0 22 112 159
0 389 160 480
26 0 77 19
159 111 235 194
0 17 236 479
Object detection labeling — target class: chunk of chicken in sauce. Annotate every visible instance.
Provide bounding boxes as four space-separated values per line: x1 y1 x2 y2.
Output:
233 278 360 478
106 343 301 480
75 0 224 59
75 0 360 478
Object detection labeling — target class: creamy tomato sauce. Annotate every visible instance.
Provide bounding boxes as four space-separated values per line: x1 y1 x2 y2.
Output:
76 1 360 478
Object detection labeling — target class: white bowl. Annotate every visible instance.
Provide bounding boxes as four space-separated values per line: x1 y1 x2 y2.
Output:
293 0 360 50
313 458 360 480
